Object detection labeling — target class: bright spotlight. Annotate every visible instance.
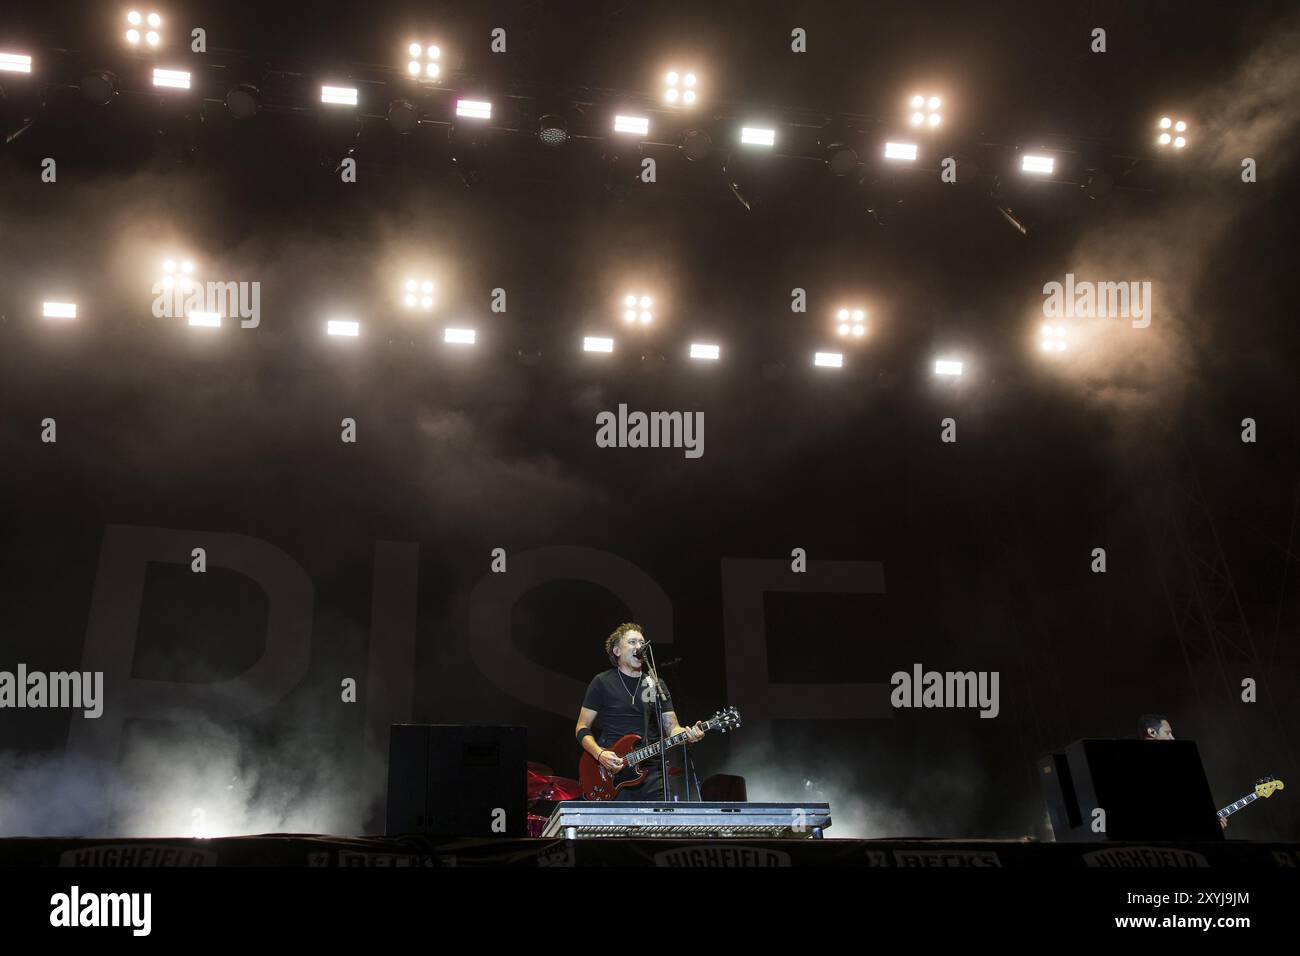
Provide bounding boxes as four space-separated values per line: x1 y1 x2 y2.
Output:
42 301 77 320
663 69 699 107
622 293 653 325
327 319 360 337
0 52 33 73
908 92 942 128
584 336 614 353
614 114 649 136
402 279 435 310
1156 116 1190 149
1039 324 1068 353
814 351 844 368
1021 154 1054 175
884 141 918 162
125 11 162 48
455 99 492 120
321 86 358 106
689 343 720 360
835 307 867 337
406 40 441 81
152 68 190 90
934 359 964 377
188 312 221 328
740 126 775 147
444 328 476 345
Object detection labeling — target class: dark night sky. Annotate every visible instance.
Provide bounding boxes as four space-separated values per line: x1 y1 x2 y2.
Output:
1 0 1299 839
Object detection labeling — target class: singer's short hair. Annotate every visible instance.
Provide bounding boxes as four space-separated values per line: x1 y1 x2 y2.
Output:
1140 714 1170 738
605 622 644 664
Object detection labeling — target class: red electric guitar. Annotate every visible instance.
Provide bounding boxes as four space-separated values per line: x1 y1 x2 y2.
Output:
579 706 742 801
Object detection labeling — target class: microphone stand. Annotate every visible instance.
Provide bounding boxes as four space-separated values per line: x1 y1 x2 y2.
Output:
641 645 671 802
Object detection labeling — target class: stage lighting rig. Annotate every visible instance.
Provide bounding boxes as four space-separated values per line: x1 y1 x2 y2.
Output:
883 141 918 163
1039 324 1067 354
1020 153 1055 176
613 114 649 137
908 93 943 129
825 141 859 176
406 41 442 82
538 113 569 147
835 308 867 338
449 98 492 185
0 52 32 74
152 68 190 90
80 70 118 106
622 294 654 326
444 328 475 345
42 301 77 320
583 336 614 353
1156 116 1188 150
663 70 698 108
934 358 964 377
225 83 260 119
125 10 163 50
689 343 720 361
814 351 843 369
159 257 197 292
681 128 712 161
327 319 360 337
403 279 435 311
739 126 775 148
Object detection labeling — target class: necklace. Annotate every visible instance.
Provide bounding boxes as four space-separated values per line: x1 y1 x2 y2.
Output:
617 670 641 704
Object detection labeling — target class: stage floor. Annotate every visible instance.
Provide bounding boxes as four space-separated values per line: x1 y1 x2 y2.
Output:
2 834 1298 867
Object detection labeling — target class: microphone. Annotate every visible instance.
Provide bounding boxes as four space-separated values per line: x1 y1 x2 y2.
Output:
633 640 652 658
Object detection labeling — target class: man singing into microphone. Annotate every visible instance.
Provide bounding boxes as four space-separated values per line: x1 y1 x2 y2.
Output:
574 623 705 800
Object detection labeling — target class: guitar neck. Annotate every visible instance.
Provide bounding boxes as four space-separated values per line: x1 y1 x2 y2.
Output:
1218 792 1258 819
626 717 719 766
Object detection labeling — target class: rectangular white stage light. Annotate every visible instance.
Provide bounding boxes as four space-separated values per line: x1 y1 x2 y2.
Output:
1021 154 1054 175
188 312 221 328
740 127 775 147
689 343 720 360
444 328 476 345
42 301 76 319
934 359 964 376
0 52 33 73
583 336 614 353
321 86 358 106
884 142 918 161
814 351 843 368
153 69 191 90
613 114 649 136
456 99 492 120
327 320 360 337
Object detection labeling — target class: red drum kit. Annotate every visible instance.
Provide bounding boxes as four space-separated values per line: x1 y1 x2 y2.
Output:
526 762 583 837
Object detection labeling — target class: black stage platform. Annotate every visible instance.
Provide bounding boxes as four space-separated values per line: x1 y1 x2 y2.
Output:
3 835 1299 867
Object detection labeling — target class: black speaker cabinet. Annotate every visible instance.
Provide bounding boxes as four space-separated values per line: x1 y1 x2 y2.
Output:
386 724 526 837
1039 738 1223 842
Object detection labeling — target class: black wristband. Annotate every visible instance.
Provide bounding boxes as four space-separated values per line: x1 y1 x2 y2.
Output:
576 727 594 746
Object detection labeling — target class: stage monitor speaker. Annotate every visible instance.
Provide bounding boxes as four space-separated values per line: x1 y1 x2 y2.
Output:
701 773 747 802
1039 738 1223 842
386 724 526 837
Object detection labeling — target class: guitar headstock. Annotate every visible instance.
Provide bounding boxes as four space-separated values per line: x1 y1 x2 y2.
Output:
709 706 742 733
1256 776 1285 798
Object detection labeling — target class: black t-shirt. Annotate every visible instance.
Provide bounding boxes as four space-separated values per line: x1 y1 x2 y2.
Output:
581 669 673 747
